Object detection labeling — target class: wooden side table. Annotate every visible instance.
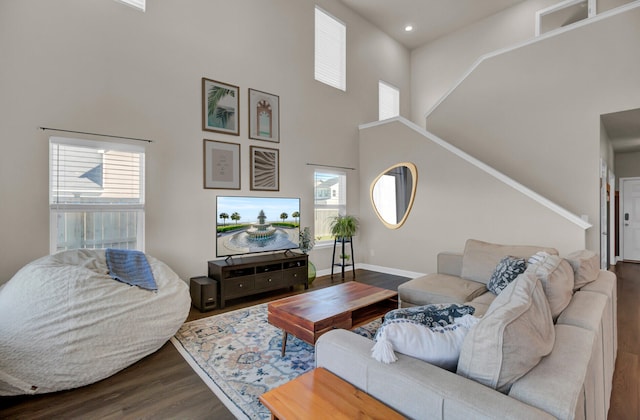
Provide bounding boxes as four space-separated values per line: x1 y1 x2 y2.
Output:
259 367 405 420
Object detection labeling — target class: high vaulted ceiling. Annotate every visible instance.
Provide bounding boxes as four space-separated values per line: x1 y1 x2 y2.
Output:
339 0 528 49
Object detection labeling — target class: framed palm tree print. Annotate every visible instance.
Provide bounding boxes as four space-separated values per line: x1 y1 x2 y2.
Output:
202 78 239 135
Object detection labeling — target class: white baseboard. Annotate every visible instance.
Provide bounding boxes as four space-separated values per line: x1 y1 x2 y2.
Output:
357 263 425 279
315 264 424 279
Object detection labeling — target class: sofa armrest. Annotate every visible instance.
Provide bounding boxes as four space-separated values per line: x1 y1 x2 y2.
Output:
316 329 553 420
437 252 463 277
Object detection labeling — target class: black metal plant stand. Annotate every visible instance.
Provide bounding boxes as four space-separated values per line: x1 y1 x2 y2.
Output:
331 236 355 280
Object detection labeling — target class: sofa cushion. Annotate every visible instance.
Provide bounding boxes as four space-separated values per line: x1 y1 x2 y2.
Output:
398 273 486 306
457 271 555 393
467 292 496 317
371 315 479 369
487 256 527 295
565 249 600 290
526 254 574 320
461 239 558 284
508 324 596 420
315 329 556 420
383 303 475 328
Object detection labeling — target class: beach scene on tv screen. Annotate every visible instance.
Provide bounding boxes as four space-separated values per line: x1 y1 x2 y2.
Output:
216 196 300 257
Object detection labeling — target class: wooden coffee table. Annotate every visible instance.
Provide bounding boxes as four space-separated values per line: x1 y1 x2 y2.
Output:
267 281 398 356
259 367 404 419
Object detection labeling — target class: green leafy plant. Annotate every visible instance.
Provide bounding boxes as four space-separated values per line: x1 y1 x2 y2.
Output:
329 215 359 239
208 86 235 118
299 226 314 254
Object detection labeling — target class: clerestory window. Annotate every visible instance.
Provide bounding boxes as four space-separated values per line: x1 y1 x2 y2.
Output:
315 6 346 91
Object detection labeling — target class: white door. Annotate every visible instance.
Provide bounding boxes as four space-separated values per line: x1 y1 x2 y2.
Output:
621 177 640 261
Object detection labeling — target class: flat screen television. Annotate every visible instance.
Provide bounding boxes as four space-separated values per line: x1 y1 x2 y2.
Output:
216 196 301 258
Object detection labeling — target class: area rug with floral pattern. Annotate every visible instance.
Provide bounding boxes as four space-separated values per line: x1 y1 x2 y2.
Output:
170 302 380 419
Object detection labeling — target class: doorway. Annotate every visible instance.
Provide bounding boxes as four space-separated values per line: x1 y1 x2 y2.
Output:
619 177 640 262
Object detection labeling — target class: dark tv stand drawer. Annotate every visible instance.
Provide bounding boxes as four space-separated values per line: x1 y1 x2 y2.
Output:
208 252 308 308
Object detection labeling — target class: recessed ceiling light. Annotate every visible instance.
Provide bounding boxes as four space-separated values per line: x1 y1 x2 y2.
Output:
404 25 413 32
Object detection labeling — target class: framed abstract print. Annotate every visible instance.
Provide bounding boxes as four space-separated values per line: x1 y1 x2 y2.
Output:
250 146 279 191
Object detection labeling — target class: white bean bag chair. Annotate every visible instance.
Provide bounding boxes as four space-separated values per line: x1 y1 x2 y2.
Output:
0 249 190 395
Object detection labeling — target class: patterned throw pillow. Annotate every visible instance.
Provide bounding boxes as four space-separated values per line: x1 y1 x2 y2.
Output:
372 315 480 368
383 303 475 328
487 256 527 295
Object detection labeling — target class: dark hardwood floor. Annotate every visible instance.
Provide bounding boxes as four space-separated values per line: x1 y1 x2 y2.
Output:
1 265 638 419
608 262 640 420
0 269 407 419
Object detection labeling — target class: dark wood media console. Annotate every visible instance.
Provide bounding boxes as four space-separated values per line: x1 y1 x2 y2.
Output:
208 252 309 309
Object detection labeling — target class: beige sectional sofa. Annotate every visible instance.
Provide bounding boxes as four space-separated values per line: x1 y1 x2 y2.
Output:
315 239 617 420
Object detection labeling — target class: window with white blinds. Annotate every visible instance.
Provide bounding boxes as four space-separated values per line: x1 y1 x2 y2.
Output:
49 137 145 253
379 81 400 120
315 6 346 91
115 0 145 12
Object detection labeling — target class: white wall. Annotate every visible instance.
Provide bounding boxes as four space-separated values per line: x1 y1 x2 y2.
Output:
411 0 637 125
0 0 410 284
615 151 640 181
599 0 636 12
424 5 640 252
359 119 587 274
410 0 558 125
600 122 615 172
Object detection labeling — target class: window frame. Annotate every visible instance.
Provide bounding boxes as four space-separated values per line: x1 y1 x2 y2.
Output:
379 80 400 121
314 6 346 91
49 136 146 253
313 168 347 245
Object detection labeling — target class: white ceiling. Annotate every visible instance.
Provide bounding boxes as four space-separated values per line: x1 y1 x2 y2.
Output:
339 0 529 49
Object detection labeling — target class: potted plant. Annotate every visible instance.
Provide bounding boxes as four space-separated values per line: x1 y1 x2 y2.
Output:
330 215 358 279
299 227 314 254
329 215 359 239
299 227 317 284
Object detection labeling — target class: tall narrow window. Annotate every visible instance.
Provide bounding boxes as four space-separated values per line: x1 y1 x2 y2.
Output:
49 137 145 253
315 6 346 91
314 169 347 243
379 81 400 120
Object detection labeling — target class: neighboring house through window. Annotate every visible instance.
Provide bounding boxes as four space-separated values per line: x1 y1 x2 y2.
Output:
315 6 346 91
314 169 346 243
49 137 145 253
